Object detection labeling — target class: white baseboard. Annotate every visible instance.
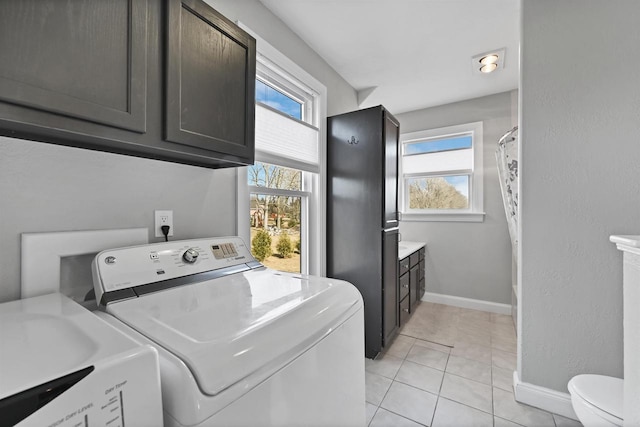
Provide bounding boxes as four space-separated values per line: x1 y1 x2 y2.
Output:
513 371 578 421
421 292 512 315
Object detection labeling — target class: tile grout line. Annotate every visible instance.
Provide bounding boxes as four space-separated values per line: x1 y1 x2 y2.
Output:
368 336 412 426
389 339 422 426
490 330 496 426
430 348 451 427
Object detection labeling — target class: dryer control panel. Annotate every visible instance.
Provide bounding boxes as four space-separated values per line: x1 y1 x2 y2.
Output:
92 236 262 306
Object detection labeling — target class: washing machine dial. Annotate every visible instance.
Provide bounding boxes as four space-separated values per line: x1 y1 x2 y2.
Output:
182 248 199 264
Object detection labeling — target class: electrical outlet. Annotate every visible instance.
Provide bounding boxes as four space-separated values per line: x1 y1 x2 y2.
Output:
154 210 174 237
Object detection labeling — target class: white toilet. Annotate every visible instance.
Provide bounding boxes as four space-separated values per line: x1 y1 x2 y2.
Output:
568 374 623 426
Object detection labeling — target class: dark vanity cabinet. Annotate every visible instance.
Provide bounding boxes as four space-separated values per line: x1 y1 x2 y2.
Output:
0 0 255 169
399 246 426 325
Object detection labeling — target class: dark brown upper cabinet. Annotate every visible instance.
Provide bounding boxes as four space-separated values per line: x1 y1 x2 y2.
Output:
0 0 256 169
166 0 256 161
0 0 147 133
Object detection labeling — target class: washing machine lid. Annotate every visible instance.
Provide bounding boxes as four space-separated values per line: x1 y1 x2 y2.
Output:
569 374 623 420
0 293 140 398
106 268 362 396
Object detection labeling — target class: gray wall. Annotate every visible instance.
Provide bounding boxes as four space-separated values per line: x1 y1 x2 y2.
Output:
397 91 514 304
519 0 640 392
0 0 357 303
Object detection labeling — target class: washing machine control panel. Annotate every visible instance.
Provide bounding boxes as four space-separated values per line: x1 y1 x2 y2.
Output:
93 236 261 303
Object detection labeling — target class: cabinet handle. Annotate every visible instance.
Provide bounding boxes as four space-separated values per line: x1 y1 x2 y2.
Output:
403 308 410 313
402 284 409 288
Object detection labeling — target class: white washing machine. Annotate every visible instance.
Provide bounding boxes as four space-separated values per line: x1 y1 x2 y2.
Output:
90 236 365 427
0 292 163 427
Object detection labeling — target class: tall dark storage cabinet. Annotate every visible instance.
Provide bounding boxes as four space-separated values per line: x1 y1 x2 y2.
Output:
327 106 400 359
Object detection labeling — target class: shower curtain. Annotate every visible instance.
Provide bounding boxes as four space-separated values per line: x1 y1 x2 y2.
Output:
496 126 518 257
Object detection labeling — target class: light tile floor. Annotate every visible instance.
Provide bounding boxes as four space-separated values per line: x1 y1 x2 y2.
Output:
365 302 583 427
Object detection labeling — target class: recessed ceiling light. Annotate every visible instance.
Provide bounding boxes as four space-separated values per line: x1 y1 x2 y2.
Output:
472 48 505 75
480 63 498 73
480 54 499 65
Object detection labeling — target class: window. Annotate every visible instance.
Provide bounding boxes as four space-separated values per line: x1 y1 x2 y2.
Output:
248 162 310 273
400 122 484 222
236 24 327 275
255 79 302 120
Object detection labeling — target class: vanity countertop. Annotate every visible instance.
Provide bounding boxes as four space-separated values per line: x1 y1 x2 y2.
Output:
398 241 426 260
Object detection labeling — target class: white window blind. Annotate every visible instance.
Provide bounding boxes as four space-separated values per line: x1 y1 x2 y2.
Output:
255 104 319 173
403 148 473 175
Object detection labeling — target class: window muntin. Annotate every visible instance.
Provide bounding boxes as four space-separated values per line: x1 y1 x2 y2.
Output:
400 122 483 220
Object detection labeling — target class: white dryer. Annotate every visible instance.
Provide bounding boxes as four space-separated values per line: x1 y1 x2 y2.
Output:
91 236 365 427
0 293 163 427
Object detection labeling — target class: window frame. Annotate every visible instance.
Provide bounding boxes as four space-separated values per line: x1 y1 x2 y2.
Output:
400 121 485 222
236 23 327 275
255 56 315 124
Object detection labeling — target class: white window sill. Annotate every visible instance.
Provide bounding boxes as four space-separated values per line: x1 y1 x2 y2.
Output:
400 212 485 223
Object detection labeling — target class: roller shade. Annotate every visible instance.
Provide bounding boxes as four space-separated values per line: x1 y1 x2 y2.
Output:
403 148 473 175
255 103 319 173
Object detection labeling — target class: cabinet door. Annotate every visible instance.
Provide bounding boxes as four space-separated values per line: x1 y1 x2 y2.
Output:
383 230 399 347
383 111 399 228
0 0 147 132
166 0 256 162
410 264 419 309
419 259 426 299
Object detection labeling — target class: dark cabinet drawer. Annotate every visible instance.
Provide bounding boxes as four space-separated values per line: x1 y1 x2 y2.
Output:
399 256 410 276
400 295 410 325
419 247 425 260
400 273 409 300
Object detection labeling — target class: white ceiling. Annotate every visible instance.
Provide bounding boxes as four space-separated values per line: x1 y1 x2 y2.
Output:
259 0 520 114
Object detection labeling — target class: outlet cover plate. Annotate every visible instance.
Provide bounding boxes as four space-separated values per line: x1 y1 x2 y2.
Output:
154 210 174 237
